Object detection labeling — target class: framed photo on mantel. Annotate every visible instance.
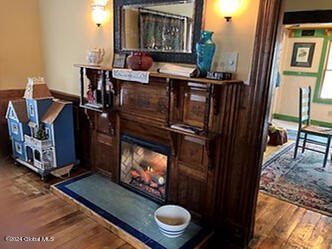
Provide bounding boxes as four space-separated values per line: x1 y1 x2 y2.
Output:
113 53 127 68
291 42 315 68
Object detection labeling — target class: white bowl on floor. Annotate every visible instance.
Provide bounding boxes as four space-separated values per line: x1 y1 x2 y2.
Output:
154 205 191 238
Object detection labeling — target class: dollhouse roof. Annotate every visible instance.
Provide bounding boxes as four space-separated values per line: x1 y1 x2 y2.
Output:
8 99 29 123
41 100 70 124
23 77 53 99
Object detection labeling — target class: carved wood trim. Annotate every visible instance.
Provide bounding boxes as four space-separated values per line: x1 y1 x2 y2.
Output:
203 84 212 135
166 78 172 126
168 132 178 157
212 85 220 115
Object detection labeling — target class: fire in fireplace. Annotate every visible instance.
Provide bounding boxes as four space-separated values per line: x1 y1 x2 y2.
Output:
120 134 170 203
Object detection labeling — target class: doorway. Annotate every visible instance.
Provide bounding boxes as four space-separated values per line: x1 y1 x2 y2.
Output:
26 146 33 164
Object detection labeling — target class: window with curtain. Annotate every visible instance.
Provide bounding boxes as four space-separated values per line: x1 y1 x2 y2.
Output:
320 41 332 99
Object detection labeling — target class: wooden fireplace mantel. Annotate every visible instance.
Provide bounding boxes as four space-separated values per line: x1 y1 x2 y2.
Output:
73 63 244 225
74 64 243 86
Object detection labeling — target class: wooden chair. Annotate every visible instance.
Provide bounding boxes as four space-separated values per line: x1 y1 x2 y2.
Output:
294 86 332 168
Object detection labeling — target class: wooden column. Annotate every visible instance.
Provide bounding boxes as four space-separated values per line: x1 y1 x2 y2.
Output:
212 0 285 247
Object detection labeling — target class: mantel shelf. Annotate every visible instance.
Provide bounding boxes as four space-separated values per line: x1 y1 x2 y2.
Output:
164 126 219 141
74 64 243 86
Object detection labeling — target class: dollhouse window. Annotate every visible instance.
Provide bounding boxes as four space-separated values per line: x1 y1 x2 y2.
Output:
11 123 18 134
29 104 34 117
15 142 22 154
45 127 50 139
9 109 16 119
34 150 41 161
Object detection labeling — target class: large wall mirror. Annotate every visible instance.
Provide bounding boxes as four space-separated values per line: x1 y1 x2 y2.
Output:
114 0 204 63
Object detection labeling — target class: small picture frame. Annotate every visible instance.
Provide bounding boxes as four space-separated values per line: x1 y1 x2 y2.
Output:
291 42 315 68
113 53 127 68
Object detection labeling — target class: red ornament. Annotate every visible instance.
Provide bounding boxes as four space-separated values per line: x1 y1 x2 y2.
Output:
126 52 153 71
87 89 95 103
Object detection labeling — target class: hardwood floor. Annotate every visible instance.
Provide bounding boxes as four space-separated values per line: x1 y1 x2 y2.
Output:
0 157 135 249
249 194 331 249
0 157 331 249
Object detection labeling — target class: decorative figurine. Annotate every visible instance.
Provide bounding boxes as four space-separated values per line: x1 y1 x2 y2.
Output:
6 77 77 180
87 48 105 65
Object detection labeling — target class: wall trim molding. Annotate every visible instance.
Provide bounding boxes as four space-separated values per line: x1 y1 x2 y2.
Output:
284 10 332 24
283 71 319 77
272 113 332 128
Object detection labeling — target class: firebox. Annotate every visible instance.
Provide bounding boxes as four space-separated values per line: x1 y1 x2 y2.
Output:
120 134 170 203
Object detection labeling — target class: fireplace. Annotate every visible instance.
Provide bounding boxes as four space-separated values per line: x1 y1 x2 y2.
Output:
120 134 170 203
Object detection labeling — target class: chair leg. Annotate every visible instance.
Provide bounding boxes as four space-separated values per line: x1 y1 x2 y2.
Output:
294 131 301 159
302 133 307 153
323 136 331 168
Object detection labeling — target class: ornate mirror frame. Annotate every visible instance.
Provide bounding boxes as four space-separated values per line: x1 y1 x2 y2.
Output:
114 0 204 63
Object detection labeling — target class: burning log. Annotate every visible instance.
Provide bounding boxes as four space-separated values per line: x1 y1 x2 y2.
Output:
131 162 166 186
130 170 140 178
149 172 165 186
132 164 151 184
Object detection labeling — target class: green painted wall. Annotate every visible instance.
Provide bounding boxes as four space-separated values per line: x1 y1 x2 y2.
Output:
273 113 332 128
282 28 332 105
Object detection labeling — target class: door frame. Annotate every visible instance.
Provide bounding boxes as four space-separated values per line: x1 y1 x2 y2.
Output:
214 0 286 247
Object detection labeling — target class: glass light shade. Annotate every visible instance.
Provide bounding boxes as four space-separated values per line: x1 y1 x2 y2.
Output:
95 0 107 5
218 0 242 17
92 5 107 26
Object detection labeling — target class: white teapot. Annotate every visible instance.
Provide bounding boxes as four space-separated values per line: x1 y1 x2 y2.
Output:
87 48 105 65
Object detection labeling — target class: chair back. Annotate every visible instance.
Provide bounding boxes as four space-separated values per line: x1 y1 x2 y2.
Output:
298 86 311 128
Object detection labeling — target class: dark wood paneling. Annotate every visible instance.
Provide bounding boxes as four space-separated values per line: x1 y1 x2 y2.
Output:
179 136 207 168
119 79 168 123
211 0 284 247
283 10 332 24
183 86 207 128
0 89 25 157
176 170 207 214
94 132 114 178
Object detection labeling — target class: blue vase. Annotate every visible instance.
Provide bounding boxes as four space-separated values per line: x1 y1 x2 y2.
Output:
196 31 216 77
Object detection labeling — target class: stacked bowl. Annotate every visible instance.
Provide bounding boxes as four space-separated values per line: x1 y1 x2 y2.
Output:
154 205 191 238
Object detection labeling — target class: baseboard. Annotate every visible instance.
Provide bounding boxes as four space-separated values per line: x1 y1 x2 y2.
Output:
272 113 332 128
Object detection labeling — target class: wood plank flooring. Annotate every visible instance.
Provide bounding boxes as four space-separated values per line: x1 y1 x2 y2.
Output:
0 157 331 249
249 194 331 249
0 157 135 249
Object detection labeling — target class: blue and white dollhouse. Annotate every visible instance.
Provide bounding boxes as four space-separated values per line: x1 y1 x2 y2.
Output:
6 77 76 178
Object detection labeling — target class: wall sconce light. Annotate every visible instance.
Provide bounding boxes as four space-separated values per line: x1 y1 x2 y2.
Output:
92 0 107 27
218 0 242 22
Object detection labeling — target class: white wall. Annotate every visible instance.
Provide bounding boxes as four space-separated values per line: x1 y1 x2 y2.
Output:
0 0 44 90
39 0 113 95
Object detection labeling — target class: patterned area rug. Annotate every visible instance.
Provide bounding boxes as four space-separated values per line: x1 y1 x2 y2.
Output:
260 143 332 216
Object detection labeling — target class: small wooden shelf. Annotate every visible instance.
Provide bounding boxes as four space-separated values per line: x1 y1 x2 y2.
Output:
79 104 104 113
164 125 219 141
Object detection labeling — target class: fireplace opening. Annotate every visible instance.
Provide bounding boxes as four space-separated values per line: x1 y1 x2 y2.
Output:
120 134 170 203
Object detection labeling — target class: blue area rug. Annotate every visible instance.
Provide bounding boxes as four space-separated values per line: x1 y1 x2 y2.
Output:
260 143 332 216
54 173 210 249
